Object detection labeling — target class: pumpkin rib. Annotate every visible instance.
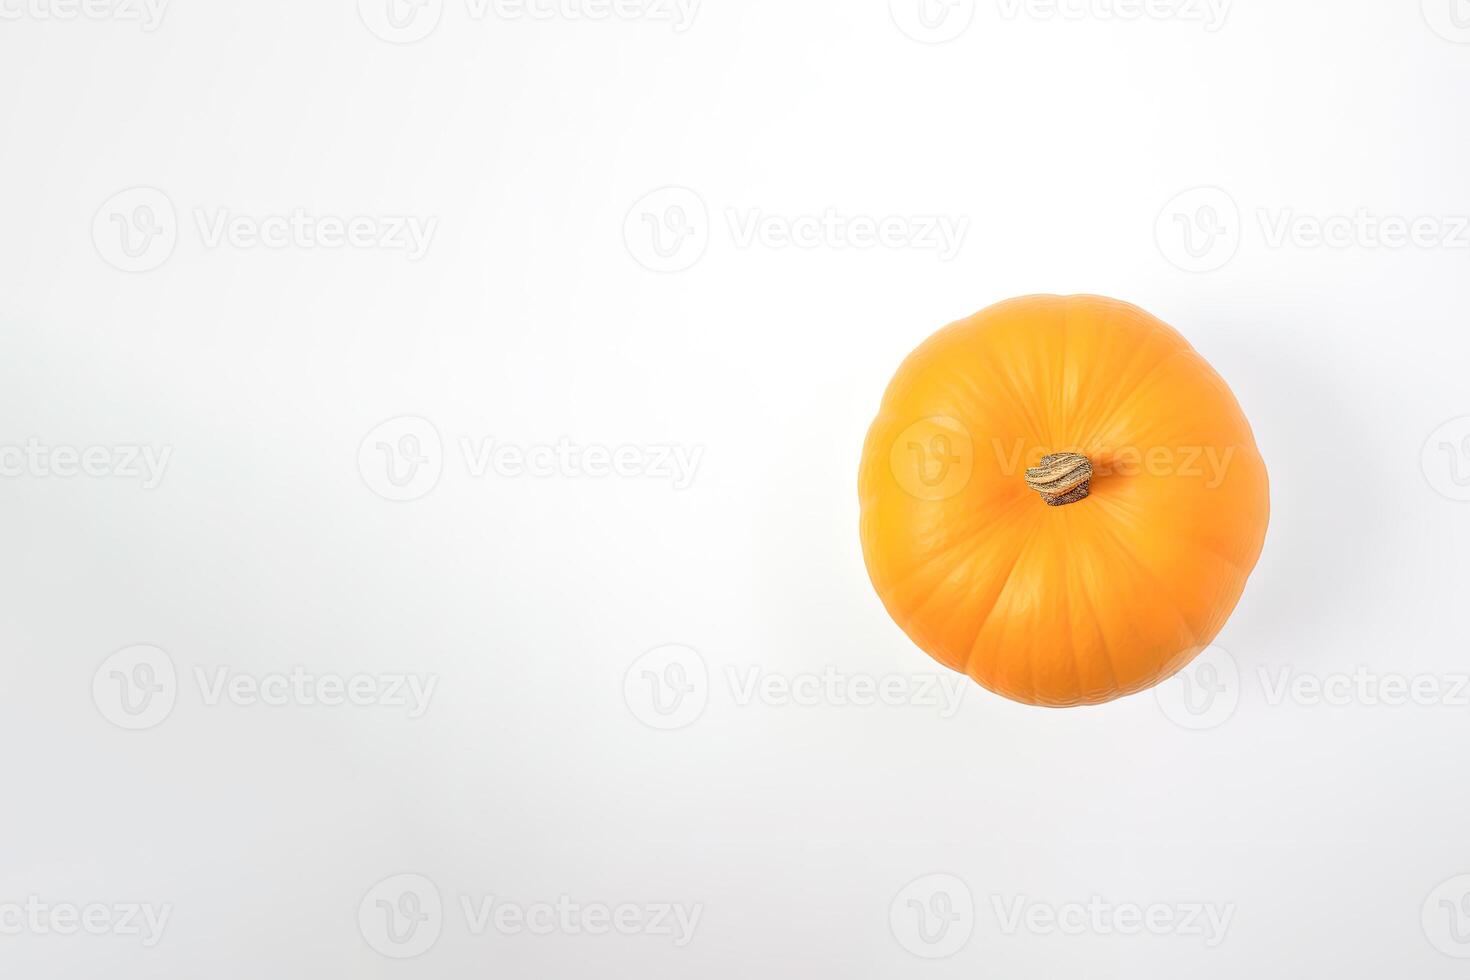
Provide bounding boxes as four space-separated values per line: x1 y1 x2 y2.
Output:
1066 303 1192 449
1066 524 1122 701
1053 527 1085 705
881 510 1037 674
876 491 1035 602
1177 524 1256 577
977 362 1046 455
1082 347 1202 450
902 541 1012 665
972 325 1054 450
1087 492 1251 575
858 431 988 592
961 515 1046 689
1039 521 1127 706
1056 297 1074 450
883 327 1047 451
1087 509 1202 656
946 362 1046 453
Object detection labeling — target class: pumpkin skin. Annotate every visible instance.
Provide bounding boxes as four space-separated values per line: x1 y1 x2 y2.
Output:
858 295 1268 707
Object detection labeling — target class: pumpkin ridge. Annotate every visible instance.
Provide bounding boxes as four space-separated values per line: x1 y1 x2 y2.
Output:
986 361 1049 454
881 511 1037 673
1087 510 1202 658
1066 525 1122 700
1065 304 1188 448
1089 483 1254 575
935 358 1043 449
1080 346 1201 450
964 315 1053 450
1058 295 1080 450
877 492 1034 599
963 515 1046 688
1053 521 1085 705
882 322 1040 447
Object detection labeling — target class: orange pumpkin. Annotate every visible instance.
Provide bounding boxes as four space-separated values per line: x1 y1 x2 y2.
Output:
858 295 1269 707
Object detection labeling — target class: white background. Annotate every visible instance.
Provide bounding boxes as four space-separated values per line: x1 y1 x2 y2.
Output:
3 0 1470 976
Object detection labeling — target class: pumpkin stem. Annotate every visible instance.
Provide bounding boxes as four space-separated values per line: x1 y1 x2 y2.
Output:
1025 452 1093 506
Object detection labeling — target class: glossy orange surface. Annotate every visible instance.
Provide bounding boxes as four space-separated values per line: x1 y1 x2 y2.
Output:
858 295 1269 706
